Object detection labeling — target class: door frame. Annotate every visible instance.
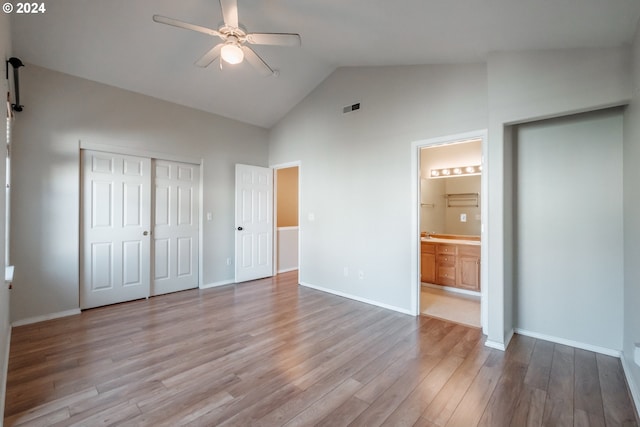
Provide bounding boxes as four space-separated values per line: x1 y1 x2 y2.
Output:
410 130 488 333
271 161 301 278
79 141 204 292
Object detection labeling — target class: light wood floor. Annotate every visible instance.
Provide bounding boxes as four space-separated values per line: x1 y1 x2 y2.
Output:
4 271 638 426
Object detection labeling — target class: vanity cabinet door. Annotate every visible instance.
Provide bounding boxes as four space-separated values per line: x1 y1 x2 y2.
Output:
420 243 436 283
457 245 480 291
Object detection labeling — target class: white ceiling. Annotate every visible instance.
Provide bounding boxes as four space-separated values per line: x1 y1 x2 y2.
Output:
10 0 640 128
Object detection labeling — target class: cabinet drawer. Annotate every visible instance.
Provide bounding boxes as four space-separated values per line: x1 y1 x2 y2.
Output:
437 254 456 265
458 245 480 257
421 242 436 254
437 266 456 285
437 244 457 255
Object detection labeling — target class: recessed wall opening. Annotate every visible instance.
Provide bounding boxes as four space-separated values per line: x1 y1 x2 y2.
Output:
274 165 299 275
512 107 624 351
416 134 486 329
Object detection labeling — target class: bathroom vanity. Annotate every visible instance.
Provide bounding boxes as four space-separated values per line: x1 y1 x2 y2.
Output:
420 235 480 291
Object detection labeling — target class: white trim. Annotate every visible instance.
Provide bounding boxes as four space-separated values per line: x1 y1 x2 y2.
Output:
200 279 234 289
79 141 200 165
277 267 298 274
12 309 81 327
270 161 302 284
411 130 489 326
277 226 299 231
485 339 507 351
621 354 640 420
198 158 204 288
514 328 621 357
0 325 10 424
299 281 414 316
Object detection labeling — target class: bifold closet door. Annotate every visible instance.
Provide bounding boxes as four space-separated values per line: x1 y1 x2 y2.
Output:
81 151 151 309
152 160 200 296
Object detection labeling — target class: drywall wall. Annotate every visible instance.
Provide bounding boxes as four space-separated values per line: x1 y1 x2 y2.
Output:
10 65 268 323
623 21 640 411
486 46 632 347
269 64 488 312
515 108 624 351
0 10 11 420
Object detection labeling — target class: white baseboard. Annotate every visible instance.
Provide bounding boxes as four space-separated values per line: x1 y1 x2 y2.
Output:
484 329 514 352
277 267 298 274
485 339 507 351
621 354 640 421
514 328 621 357
200 279 234 290
299 281 414 316
12 308 81 327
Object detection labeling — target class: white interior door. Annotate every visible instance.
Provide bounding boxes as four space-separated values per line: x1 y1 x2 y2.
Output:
152 160 200 295
81 150 151 309
235 164 273 282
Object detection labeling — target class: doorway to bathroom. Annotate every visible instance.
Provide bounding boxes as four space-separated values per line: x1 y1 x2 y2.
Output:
413 131 487 329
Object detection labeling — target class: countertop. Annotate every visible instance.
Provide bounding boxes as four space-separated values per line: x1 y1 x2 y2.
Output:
421 237 481 246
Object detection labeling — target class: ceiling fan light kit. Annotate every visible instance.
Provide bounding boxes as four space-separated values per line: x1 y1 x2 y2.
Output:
153 0 301 76
221 42 244 64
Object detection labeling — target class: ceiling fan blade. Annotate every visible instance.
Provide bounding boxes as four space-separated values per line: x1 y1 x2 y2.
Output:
195 43 223 67
219 0 239 28
246 33 301 47
241 46 274 76
153 15 221 38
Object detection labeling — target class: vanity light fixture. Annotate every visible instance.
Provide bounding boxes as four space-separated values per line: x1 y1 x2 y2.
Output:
430 164 482 179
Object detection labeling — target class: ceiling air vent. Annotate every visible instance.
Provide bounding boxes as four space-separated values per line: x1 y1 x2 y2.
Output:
342 102 361 114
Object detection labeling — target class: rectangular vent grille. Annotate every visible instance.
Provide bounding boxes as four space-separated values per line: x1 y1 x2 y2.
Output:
342 103 361 114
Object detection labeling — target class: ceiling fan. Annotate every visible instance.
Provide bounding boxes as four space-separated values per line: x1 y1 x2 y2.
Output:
153 0 301 76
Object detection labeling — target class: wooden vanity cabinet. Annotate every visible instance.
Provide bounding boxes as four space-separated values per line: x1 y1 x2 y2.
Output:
420 242 436 283
420 241 481 291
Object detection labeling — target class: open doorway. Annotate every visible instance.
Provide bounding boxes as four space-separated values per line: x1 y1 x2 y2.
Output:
274 164 299 274
415 133 486 328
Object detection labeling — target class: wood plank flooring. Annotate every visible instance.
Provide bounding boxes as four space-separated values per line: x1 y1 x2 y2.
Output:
4 271 638 426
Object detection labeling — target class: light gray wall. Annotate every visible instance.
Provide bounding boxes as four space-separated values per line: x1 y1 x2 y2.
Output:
0 10 11 419
515 109 624 351
486 46 632 347
10 65 268 323
269 64 488 312
623 21 640 409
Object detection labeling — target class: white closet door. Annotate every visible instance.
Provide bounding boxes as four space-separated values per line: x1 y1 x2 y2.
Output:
152 160 200 295
81 151 151 309
235 164 273 282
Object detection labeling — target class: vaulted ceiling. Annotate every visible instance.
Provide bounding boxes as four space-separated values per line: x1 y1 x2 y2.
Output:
10 0 640 128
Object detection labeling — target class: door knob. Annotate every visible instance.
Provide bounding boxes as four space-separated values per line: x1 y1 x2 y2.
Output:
237 227 243 231
143 231 149 236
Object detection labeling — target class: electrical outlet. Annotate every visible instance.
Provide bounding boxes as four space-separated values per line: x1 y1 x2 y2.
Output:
226 258 232 266
460 213 467 222
206 212 213 221
358 270 364 280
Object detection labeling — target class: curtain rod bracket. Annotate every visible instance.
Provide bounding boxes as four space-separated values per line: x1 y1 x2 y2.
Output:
6 57 24 112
